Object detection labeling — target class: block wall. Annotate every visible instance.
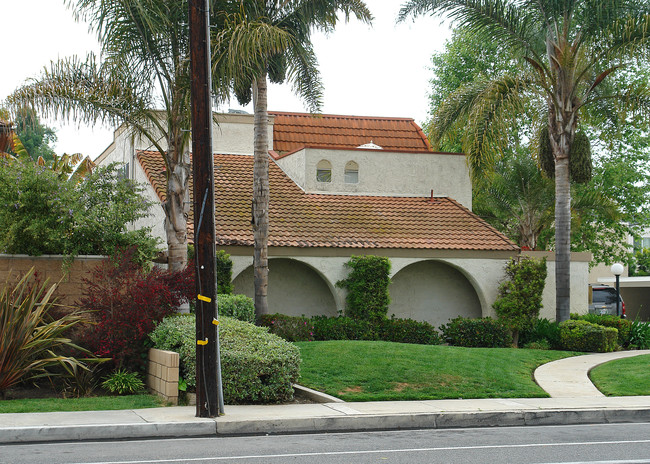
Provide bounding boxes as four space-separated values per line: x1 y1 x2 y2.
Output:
0 254 106 305
147 348 179 405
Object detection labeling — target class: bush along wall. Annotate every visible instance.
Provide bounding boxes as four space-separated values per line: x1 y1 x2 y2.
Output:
336 255 391 322
570 313 632 347
440 316 513 348
493 256 547 347
150 315 301 404
559 320 618 352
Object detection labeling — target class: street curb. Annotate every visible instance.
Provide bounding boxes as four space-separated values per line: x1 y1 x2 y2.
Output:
213 408 650 436
0 421 217 444
3 408 650 443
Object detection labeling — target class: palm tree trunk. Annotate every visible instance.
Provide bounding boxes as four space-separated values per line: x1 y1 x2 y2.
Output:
164 138 190 272
252 73 269 318
554 150 571 322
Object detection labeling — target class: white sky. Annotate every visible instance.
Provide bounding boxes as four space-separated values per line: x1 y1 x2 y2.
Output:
0 0 452 161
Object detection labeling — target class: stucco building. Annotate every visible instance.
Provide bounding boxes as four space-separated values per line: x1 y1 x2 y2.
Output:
96 111 589 327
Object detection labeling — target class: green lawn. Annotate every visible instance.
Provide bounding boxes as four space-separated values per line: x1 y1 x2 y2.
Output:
589 354 650 396
296 340 579 401
0 394 165 414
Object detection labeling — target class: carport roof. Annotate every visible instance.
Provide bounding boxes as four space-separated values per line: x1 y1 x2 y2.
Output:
138 151 518 252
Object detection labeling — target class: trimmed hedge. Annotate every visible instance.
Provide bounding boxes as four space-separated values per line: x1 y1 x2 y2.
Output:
149 314 300 404
376 318 442 345
259 314 315 342
570 313 632 347
312 316 376 341
217 294 255 323
559 320 618 352
439 317 513 348
261 314 442 345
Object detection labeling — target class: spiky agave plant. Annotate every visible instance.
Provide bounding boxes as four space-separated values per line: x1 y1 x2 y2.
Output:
0 268 90 396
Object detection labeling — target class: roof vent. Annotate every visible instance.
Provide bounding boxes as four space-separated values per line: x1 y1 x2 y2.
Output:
357 140 382 150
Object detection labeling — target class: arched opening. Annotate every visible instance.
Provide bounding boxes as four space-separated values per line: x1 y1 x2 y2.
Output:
389 260 482 328
232 258 337 318
316 159 332 183
344 160 359 184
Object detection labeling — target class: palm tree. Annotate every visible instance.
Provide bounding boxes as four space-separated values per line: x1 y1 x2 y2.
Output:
474 151 619 251
399 0 650 321
8 0 229 271
213 0 372 316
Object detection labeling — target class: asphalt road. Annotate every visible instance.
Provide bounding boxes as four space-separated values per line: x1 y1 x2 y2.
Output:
2 423 650 464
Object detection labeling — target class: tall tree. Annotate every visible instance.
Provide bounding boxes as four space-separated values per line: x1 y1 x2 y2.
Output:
10 107 57 163
8 0 229 271
429 27 649 264
213 0 372 316
400 0 650 322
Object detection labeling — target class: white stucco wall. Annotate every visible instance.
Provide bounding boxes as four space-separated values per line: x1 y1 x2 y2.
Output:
228 249 592 325
228 249 515 321
273 149 306 190
275 147 472 208
212 113 274 154
522 251 591 319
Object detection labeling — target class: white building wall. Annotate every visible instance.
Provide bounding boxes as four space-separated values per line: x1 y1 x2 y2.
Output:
273 149 306 190
274 147 472 209
229 250 591 324
212 113 274 154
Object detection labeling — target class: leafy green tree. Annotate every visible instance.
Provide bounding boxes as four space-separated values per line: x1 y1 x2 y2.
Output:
429 26 650 265
213 0 371 315
400 0 650 322
493 256 547 347
10 107 57 163
8 0 232 271
0 159 158 261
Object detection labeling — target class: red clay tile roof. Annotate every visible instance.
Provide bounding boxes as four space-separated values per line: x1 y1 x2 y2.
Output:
269 112 433 155
137 151 518 252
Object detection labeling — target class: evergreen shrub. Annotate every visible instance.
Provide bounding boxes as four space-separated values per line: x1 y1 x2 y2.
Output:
493 256 547 346
337 255 391 321
150 315 301 404
312 316 376 341
570 313 632 346
559 320 618 352
376 318 442 345
259 314 314 342
440 317 513 348
216 250 234 294
218 294 255 323
519 318 562 350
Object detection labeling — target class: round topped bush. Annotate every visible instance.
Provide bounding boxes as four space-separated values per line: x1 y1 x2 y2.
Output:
149 315 300 404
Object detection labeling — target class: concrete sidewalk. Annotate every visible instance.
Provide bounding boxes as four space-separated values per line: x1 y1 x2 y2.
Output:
1 350 649 444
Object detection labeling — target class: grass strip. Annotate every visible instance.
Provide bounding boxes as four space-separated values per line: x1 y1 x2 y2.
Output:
297 340 578 401
589 354 650 396
0 394 165 414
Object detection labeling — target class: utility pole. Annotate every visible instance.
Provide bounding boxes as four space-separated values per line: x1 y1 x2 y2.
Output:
188 0 222 417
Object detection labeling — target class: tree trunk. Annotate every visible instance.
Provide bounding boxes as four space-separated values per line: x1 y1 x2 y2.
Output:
163 136 190 272
549 107 574 323
252 73 269 318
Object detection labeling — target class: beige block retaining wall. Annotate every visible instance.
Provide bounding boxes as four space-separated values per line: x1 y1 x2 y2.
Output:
0 254 106 305
147 348 179 405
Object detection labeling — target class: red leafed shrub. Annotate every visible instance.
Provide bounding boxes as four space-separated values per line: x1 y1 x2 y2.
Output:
77 248 194 371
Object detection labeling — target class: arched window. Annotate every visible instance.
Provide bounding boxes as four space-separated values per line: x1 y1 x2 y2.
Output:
316 159 332 182
344 161 359 184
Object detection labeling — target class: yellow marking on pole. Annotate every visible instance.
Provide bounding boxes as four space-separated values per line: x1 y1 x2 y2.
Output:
198 294 211 303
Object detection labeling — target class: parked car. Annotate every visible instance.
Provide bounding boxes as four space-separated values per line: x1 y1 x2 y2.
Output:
588 284 625 317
